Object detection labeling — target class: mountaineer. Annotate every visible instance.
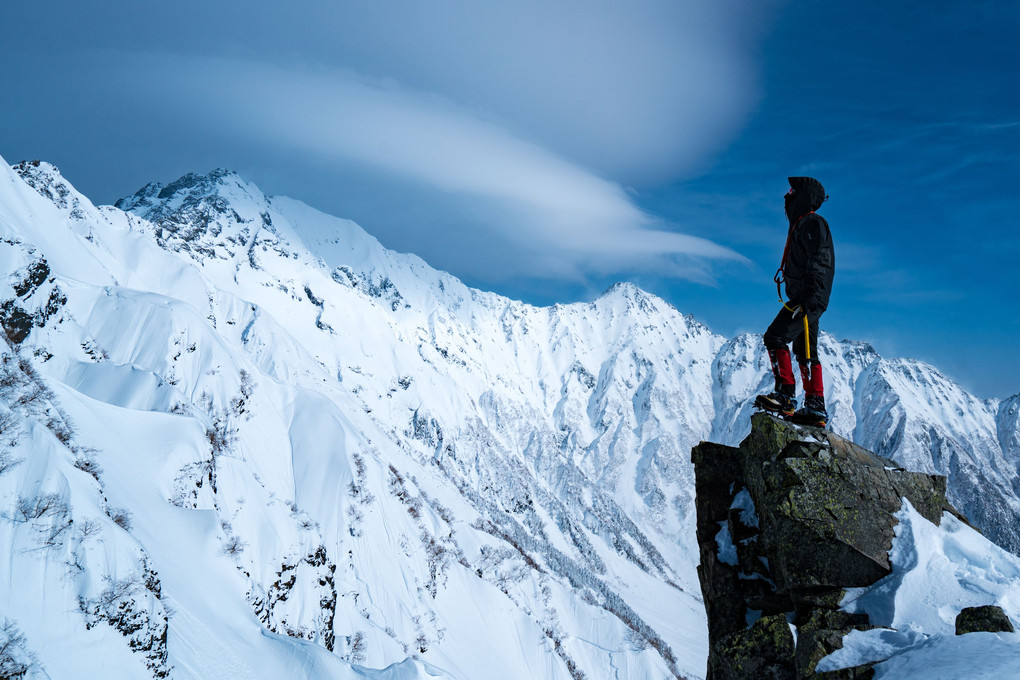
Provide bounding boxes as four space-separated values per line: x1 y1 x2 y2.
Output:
754 176 835 427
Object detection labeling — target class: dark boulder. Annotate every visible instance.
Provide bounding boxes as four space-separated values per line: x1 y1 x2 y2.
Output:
955 605 1014 635
692 413 966 679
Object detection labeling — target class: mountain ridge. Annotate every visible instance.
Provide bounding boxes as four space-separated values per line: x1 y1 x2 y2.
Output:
0 157 1017 680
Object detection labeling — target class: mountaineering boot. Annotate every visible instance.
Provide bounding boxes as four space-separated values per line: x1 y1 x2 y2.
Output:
754 390 797 416
759 347 797 415
788 395 827 427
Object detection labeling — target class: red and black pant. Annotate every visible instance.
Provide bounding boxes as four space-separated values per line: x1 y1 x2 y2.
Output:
763 306 824 398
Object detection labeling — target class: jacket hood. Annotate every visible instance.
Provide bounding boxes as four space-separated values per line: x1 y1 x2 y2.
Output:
788 176 827 215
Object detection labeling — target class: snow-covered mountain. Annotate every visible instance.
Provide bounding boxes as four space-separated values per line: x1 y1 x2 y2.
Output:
0 157 1016 680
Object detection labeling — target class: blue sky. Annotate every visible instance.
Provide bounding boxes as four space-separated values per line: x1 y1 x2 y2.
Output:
1 1 1017 397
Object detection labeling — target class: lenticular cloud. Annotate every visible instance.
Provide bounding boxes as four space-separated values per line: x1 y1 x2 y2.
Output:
120 55 743 281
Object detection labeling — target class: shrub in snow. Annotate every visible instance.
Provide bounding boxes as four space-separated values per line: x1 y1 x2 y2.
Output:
75 517 103 541
221 535 247 556
3 493 72 548
0 620 37 679
72 448 102 482
346 631 366 664
106 506 133 531
0 449 23 477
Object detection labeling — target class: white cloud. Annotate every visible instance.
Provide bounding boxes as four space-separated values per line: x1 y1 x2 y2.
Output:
127 55 745 279
75 0 773 284
298 0 766 183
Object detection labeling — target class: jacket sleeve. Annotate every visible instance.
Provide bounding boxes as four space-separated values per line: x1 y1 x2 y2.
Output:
800 217 833 312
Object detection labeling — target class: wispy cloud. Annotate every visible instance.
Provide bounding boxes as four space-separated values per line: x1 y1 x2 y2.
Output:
121 55 745 281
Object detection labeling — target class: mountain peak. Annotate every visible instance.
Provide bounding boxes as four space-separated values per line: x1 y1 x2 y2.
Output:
111 168 278 262
115 168 246 212
599 281 642 298
595 281 658 310
155 168 238 200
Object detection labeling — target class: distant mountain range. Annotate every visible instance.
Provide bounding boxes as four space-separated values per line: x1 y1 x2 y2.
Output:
0 156 1016 679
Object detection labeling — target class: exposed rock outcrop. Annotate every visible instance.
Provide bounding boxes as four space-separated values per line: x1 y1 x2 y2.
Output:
692 413 967 679
955 605 1014 635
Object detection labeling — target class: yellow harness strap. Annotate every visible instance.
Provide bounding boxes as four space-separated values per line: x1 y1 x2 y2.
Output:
803 314 810 361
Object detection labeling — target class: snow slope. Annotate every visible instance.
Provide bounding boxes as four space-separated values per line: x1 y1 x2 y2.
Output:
0 157 1017 679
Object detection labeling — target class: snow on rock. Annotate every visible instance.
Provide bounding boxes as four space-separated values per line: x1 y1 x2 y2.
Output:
820 501 1020 678
996 393 1020 468
0 156 1016 679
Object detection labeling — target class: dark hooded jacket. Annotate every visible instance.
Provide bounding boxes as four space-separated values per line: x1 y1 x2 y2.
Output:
781 176 835 313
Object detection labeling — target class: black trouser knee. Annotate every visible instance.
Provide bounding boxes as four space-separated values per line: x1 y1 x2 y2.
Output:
764 306 821 363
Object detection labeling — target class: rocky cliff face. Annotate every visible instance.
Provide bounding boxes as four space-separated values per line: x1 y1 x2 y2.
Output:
691 413 967 679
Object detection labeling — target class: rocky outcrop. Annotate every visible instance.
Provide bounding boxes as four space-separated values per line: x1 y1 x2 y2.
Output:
955 605 1014 635
692 413 966 679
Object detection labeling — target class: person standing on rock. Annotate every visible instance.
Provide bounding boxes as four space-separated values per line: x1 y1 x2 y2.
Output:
754 176 835 426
